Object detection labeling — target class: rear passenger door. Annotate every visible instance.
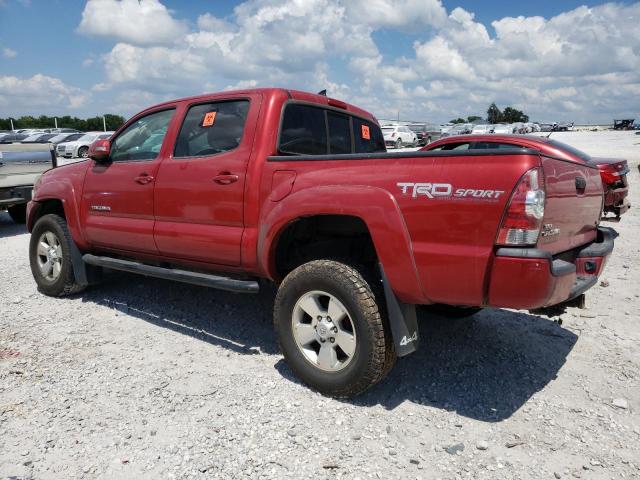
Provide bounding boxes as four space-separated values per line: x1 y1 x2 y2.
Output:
153 94 261 266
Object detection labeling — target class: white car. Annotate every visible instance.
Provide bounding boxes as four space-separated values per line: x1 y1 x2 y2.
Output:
381 125 417 148
471 124 493 134
492 124 514 134
56 132 114 158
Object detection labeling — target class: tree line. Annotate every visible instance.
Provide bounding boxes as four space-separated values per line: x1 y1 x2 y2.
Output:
0 114 126 132
450 103 529 124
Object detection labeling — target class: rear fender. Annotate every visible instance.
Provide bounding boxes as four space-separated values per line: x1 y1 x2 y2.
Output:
258 185 424 304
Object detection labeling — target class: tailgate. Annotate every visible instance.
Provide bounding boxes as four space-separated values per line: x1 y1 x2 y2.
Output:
0 148 54 189
538 156 602 254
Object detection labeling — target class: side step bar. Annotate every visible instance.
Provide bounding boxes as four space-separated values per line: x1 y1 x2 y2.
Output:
82 254 259 294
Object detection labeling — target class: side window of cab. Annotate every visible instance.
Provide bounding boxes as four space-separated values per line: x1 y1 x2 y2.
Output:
110 109 175 162
174 100 250 158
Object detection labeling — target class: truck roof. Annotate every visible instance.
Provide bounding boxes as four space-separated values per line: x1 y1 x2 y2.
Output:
134 87 378 124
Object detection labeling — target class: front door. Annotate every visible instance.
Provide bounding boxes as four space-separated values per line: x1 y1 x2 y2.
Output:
153 95 260 266
80 108 176 254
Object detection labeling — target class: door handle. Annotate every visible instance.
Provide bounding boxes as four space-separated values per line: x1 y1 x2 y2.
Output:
213 173 239 185
134 173 154 185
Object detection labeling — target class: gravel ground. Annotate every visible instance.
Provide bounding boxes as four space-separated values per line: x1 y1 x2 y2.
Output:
1 131 639 479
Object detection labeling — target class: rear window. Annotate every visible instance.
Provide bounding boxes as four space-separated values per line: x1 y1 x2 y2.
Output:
547 139 592 162
429 142 470 151
328 112 351 154
279 103 385 155
279 104 327 155
353 117 385 153
472 142 524 150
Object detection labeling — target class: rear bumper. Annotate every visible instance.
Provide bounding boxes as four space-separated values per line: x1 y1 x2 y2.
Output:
487 227 616 309
604 186 630 215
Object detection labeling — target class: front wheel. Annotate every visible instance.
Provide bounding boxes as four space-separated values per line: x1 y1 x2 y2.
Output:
29 214 85 296
394 138 402 149
274 260 395 397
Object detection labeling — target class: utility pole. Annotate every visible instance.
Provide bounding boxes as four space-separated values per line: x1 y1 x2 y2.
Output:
397 111 400 122
103 116 106 132
10 118 14 130
54 117 58 128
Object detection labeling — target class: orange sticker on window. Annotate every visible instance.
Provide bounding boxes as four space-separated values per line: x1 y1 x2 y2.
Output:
202 111 217 127
361 124 370 140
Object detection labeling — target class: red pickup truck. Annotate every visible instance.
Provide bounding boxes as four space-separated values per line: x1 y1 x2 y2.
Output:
26 88 615 396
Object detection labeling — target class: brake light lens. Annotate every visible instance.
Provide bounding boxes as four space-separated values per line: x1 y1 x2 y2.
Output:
599 168 620 185
496 168 545 246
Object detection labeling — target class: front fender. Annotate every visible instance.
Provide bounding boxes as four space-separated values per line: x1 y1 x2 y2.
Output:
258 185 425 304
31 175 87 249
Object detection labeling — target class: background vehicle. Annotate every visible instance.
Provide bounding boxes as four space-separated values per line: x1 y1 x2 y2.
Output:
422 134 630 219
48 133 84 145
382 125 417 148
0 133 29 143
597 159 631 218
408 123 441 145
492 124 513 134
1 143 56 223
613 119 635 130
441 123 472 137
56 131 113 158
21 133 58 144
27 88 614 397
471 124 493 134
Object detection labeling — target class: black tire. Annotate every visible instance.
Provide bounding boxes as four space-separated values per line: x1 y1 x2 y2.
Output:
274 260 395 397
394 138 402 149
78 146 89 158
8 204 26 224
29 214 85 296
419 304 482 319
426 136 432 145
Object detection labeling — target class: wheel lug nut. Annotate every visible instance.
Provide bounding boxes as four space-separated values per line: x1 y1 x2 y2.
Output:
320 339 325 343
333 327 337 333
330 338 335 343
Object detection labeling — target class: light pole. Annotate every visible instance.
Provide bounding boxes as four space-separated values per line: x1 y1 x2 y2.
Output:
103 116 106 132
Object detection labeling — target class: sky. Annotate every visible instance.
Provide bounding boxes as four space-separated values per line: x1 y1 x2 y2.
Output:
0 0 639 123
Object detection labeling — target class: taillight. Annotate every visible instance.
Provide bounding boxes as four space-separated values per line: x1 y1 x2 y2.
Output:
496 168 545 246
599 169 620 185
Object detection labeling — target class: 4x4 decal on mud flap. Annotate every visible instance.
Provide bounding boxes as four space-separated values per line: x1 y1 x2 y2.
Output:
399 331 418 346
397 182 505 200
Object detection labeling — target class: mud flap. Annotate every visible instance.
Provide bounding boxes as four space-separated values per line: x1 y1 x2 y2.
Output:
379 264 419 357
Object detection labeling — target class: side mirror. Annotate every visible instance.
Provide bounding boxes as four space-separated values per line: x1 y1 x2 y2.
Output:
89 139 110 163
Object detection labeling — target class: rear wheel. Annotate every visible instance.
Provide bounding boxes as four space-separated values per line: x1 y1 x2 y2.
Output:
274 260 395 397
395 138 402 149
29 214 85 296
8 204 26 224
78 146 89 158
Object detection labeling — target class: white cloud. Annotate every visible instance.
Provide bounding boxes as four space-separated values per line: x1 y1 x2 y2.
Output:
78 0 187 46
0 74 89 112
69 0 640 123
2 47 17 58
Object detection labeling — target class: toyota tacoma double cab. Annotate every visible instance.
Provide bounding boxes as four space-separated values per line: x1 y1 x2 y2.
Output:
26 88 615 396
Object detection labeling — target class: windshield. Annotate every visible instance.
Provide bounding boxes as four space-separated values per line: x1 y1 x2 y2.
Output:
408 125 424 132
381 127 394 132
547 139 592 162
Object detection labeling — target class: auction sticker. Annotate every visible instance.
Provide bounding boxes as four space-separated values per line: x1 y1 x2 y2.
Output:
202 111 217 127
361 125 370 140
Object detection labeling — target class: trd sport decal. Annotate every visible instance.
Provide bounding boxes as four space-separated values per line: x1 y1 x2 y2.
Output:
397 182 505 200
